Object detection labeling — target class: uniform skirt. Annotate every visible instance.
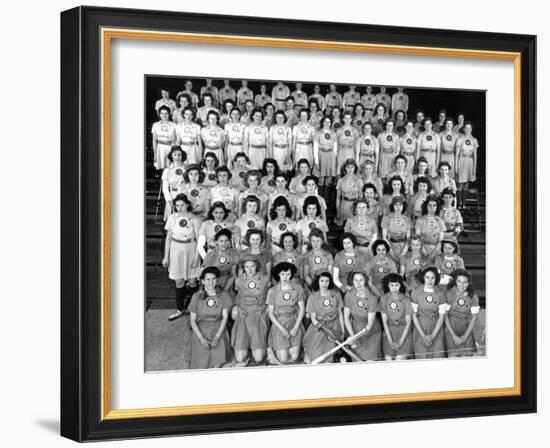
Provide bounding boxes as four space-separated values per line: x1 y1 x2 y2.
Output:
402 154 415 176
226 144 243 169
248 146 266 170
318 149 337 177
420 151 437 177
382 320 413 358
268 312 305 351
155 143 172 170
336 148 355 172
445 313 476 356
350 317 382 361
163 201 174 221
295 144 313 167
378 152 395 179
457 156 475 183
168 240 201 280
183 144 201 165
413 313 446 359
303 318 343 362
189 320 232 369
440 152 455 177
273 146 291 172
231 306 269 351
336 198 356 226
389 241 406 262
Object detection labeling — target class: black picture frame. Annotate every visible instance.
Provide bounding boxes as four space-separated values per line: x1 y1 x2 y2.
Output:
60 5 536 442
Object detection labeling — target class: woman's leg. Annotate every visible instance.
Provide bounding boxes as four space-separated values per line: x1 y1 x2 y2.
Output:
169 278 186 321
289 346 301 363
234 349 249 363
252 348 265 363
384 355 394 361
276 349 289 364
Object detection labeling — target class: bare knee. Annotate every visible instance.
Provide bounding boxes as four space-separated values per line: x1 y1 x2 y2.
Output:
175 279 185 288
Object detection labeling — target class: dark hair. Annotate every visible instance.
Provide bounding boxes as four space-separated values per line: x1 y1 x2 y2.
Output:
182 106 195 118
298 107 310 119
374 103 387 115
214 228 233 241
167 145 187 163
202 151 220 169
207 201 229 221
393 154 408 167
271 262 297 282
302 174 319 186
383 175 406 196
352 198 370 215
239 256 260 272
413 156 430 175
175 92 192 106
311 272 335 292
183 164 205 183
340 159 359 177
251 107 265 120
296 158 311 170
230 106 242 117
206 108 220 122
448 268 476 296
384 118 395 128
382 273 407 294
261 158 280 177
222 99 236 113
173 193 192 209
339 232 357 247
233 152 250 163
346 270 368 288
263 102 275 112
269 196 292 220
244 170 262 188
308 98 320 109
413 175 432 194
463 121 474 130
215 165 232 179
362 182 378 196
421 194 441 215
418 266 441 285
200 266 220 280
158 105 171 115
438 161 451 172
241 194 261 214
275 172 288 182
389 195 408 213
279 231 298 249
441 187 456 197
440 239 459 254
422 117 433 126
308 228 326 244
244 228 265 246
302 195 321 217
371 239 391 256
274 109 287 123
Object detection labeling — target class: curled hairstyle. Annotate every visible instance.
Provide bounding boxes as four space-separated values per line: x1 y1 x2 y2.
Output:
413 175 433 194
340 159 359 177
382 273 407 294
311 271 335 292
339 232 357 248
418 266 441 285
371 239 391 257
269 196 292 220
173 193 192 209
389 196 408 213
233 152 250 164
206 109 220 124
200 266 220 281
244 170 262 188
421 194 441 215
302 174 319 187
214 228 233 242
241 194 261 215
362 182 378 197
215 165 232 179
244 228 265 246
383 175 406 196
279 231 298 249
202 151 220 168
271 262 297 282
251 107 265 120
262 158 280 176
413 156 430 175
302 195 322 217
448 268 476 296
207 201 230 221
183 164 205 183
157 105 171 116
346 270 368 288
274 110 287 123
167 145 187 163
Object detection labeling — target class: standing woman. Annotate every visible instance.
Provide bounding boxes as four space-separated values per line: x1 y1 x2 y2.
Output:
266 197 296 253
399 120 417 176
229 152 250 192
303 229 334 290
360 161 384 197
330 106 343 131
234 196 266 249
408 176 432 223
210 166 239 218
414 194 446 262
201 152 219 189
267 262 306 364
188 267 233 369
197 202 234 260
355 122 379 168
416 118 441 178
344 199 379 254
224 108 246 169
399 235 428 293
365 240 398 297
410 266 448 359
434 238 465 287
296 175 328 221
176 106 202 165
163 193 202 321
238 170 268 218
152 106 177 170
289 159 312 198
381 195 412 261
333 233 369 295
232 257 270 365
444 269 480 357
314 115 338 198
239 229 272 276
343 271 381 362
455 122 478 210
219 99 236 128
377 119 400 182
172 92 191 124
336 111 359 172
267 172 297 218
371 104 388 136
200 111 225 165
260 158 279 195
393 110 408 136
161 146 187 221
303 272 344 364
379 273 413 360
439 118 459 177
325 84 343 111
292 109 316 168
386 154 414 195
176 164 211 218
335 159 363 226
432 161 457 197
268 110 293 172
243 108 269 170
439 188 464 240
296 198 329 253
273 232 303 283
308 99 323 130
380 175 407 217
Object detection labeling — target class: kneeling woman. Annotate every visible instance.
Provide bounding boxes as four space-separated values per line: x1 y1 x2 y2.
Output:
379 273 413 360
343 271 382 361
267 262 306 364
188 267 233 369
202 229 239 293
232 256 271 365
303 272 344 364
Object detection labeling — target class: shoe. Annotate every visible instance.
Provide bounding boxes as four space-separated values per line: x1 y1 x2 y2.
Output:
168 309 184 321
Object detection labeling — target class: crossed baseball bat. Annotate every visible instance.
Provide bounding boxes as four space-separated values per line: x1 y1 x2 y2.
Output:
311 321 367 364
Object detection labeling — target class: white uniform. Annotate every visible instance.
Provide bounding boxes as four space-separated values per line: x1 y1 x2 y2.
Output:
151 120 176 169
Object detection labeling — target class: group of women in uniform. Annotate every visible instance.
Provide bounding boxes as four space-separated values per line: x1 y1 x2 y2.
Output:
153 79 484 369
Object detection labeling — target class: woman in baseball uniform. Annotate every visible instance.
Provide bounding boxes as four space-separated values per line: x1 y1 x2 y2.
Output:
308 98 324 130
172 92 192 124
371 104 389 136
336 111 359 173
434 238 465 288
414 194 446 262
333 233 369 296
412 156 433 185
209 166 239 219
352 103 368 131
240 99 255 125
267 262 306 364
229 152 250 193
224 107 246 169
380 272 413 360
453 113 466 134
271 81 290 111
260 158 279 195
267 172 297 219
343 199 379 255
296 175 328 221
381 195 412 261
188 266 233 369
239 229 272 277
380 175 407 217
377 119 401 181
234 195 266 250
325 84 343 111
335 159 363 226
439 118 459 177
407 176 432 223
296 197 329 253
355 122 379 168
152 105 177 170
432 161 457 197
200 111 225 165
455 122 478 209
266 196 297 253
201 152 219 189
272 232 303 284
268 110 293 172
393 110 407 136
161 146 187 220
289 159 312 198
244 108 269 170
303 228 334 290
399 235 428 293
176 164 211 219
176 106 202 165
365 239 398 297
386 154 413 195
238 170 268 218
360 161 384 198
362 183 383 224
399 120 417 176
416 118 441 178
330 106 343 132
197 202 234 260
314 115 338 194
163 193 202 321
219 99 236 129
439 188 464 240
292 109 316 168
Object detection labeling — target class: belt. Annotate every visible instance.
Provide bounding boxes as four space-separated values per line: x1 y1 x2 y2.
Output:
365 108 374 111
296 141 312 145
274 144 288 148
342 196 358 201
180 141 197 146
390 236 406 243
441 149 454 154
319 147 334 152
250 144 266 148
401 151 415 156
421 148 436 153
170 187 178 192
199 317 222 322
461 153 474 158
206 146 221 150
172 237 195 244
340 145 353 149
229 141 243 146
157 141 172 145
318 315 338 323
357 242 370 247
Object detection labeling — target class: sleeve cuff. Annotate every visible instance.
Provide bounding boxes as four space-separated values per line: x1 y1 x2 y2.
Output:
411 303 419 313
471 306 480 314
438 304 449 314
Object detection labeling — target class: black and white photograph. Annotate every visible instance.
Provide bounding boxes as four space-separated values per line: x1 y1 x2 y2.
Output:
144 76 487 371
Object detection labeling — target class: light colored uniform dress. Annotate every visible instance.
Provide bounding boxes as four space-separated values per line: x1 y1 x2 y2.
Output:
210 184 239 217
293 122 316 167
245 124 269 170
176 184 210 218
224 122 246 169
381 213 412 259
155 97 176 113
199 220 235 253
151 120 176 169
309 112 323 130
377 130 400 178
325 91 343 110
432 177 457 196
356 134 379 167
303 290 343 362
200 85 219 107
336 175 363 225
266 219 297 252
343 90 361 109
176 122 201 164
439 207 463 239
408 193 428 221
314 129 337 177
410 286 448 358
414 215 446 260
218 86 236 104
201 125 225 165
238 189 268 216
399 134 417 175
267 283 306 350
254 92 271 108
399 252 428 291
269 125 292 171
344 216 378 253
434 253 465 288
230 168 248 192
417 131 441 177
439 131 459 177
271 83 290 111
365 257 398 295
334 250 369 287
289 174 308 198
361 93 377 115
291 89 308 110
202 169 218 189
234 213 266 243
161 164 186 220
391 92 409 114
456 135 478 183
380 292 413 358
444 286 480 356
376 92 391 111
237 87 254 111
296 217 329 249
164 213 201 280
344 289 382 361
310 93 326 112
386 170 413 196
336 126 359 172
197 106 220 126
188 289 233 369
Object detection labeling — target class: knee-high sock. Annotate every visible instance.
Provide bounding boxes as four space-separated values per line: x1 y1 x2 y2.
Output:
175 285 186 311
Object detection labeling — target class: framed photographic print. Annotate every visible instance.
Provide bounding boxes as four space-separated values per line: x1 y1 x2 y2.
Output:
60 5 537 442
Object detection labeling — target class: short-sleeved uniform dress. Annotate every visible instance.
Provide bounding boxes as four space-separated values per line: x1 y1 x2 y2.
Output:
177 183 211 218
399 134 417 175
303 290 343 361
188 289 233 369
334 250 369 287
377 131 400 178
202 248 239 290
434 253 465 286
289 174 308 198
293 123 316 167
176 122 201 164
164 213 201 280
267 283 306 350
202 169 218 189
266 219 297 251
445 286 480 356
201 125 225 165
356 134 379 167
198 219 234 252
234 213 266 245
315 129 337 177
399 252 428 291
161 164 186 220
408 193 428 221
245 124 269 170
379 292 413 358
152 120 177 169
295 217 329 248
210 184 239 217
381 213 412 258
336 175 363 225
224 122 246 169
365 257 398 295
303 250 334 285
238 248 272 276
232 273 270 351
344 216 379 251
336 126 359 172
414 215 446 259
269 125 292 171
344 289 381 361
439 131 459 176
432 177 457 196
410 286 447 358
439 206 463 239
417 131 441 177
456 135 478 183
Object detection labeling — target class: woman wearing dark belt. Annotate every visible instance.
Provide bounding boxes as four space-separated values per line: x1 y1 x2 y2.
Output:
399 120 417 176
197 202 234 260
414 194 446 263
333 233 369 296
271 81 290 111
343 271 381 362
292 108 316 168
188 266 233 369
381 195 412 262
163 193 202 321
336 110 359 173
399 235 428 293
200 110 225 165
267 262 306 364
377 118 400 182
335 159 363 227
224 107 246 169
361 86 377 119
344 199 379 256
416 118 441 178
411 266 448 359
455 122 478 210
355 122 379 168
244 108 268 170
175 106 202 165
314 115 338 201
266 196 296 254
151 105 177 170
176 164 211 219
439 118 459 177
268 110 292 172
365 239 398 297
161 146 187 221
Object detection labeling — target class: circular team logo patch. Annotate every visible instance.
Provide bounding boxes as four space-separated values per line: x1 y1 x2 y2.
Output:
279 223 287 231
243 91 249 96
425 294 435 304
286 257 294 263
377 266 385 274
282 292 292 301
220 188 229 197
395 218 402 226
247 220 256 228
208 174 216 181
178 218 188 227
184 126 191 133
161 125 168 132
413 258 421 266
278 87 283 92
365 138 371 145
206 298 216 308
390 301 398 310
190 189 199 198
386 135 393 142
248 281 257 289
175 168 183 176
322 298 332 307
277 127 284 134
378 119 384 125
301 127 307 133
239 171 246 178
308 222 317 230
314 256 322 265
457 297 467 307
332 94 337 101
325 132 331 140
334 123 341 129
347 180 355 188
399 95 404 100
209 130 216 136
357 299 365 308
357 120 363 127
297 93 302 98
444 210 453 219
406 138 413 145
357 221 366 230
426 135 433 141
446 134 453 141
465 139 472 146
268 179 276 187
428 219 437 230
445 261 453 269
345 258 354 265
232 125 239 132
214 224 222 233
345 130 351 137
254 127 261 134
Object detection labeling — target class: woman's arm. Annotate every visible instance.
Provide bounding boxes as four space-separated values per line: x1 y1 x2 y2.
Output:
343 307 354 337
197 234 208 260
381 312 394 345
460 313 478 343
338 309 345 335
190 312 209 346
268 304 289 336
162 230 172 267
431 312 446 339
333 266 344 292
211 308 230 347
444 312 461 345
291 301 305 336
398 314 412 348
304 262 313 286
223 265 237 292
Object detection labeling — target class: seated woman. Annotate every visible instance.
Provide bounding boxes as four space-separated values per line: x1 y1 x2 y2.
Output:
210 166 240 220
260 158 280 195
335 159 363 226
238 229 272 277
273 232 303 284
229 152 250 192
161 145 187 221
295 175 328 221
344 199 379 256
434 237 465 288
289 158 312 198
365 239 398 297
333 233 369 295
386 154 413 196
188 267 233 369
233 195 265 250
432 161 457 197
176 163 211 219
407 176 432 224
197 202 234 259
267 172 297 219
266 197 297 254
266 262 306 364
414 194 446 263
201 151 220 189
381 195 412 262
380 175 407 217
237 170 268 218
399 235 428 293
202 229 239 294
295 196 329 253
303 228 334 292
